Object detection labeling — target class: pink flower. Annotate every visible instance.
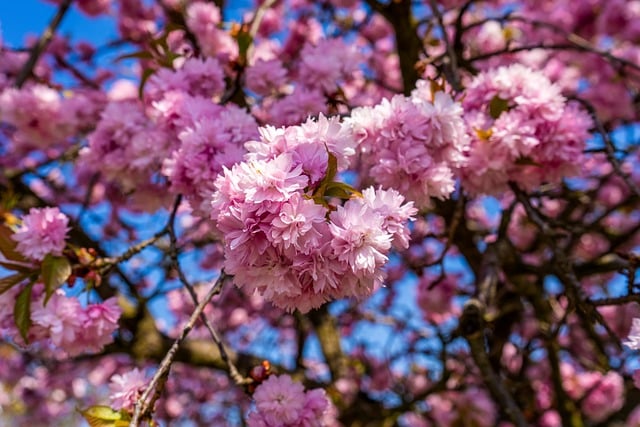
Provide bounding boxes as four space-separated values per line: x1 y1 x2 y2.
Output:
417 275 460 324
31 291 83 351
580 371 624 422
259 87 327 126
77 0 110 16
162 103 257 213
185 1 237 60
247 375 333 427
109 368 148 412
211 118 413 313
75 297 122 354
329 197 392 275
347 86 468 207
252 375 306 425
246 59 288 96
12 207 69 261
298 38 361 93
270 193 327 251
81 99 170 192
0 84 76 148
146 57 225 102
362 187 417 250
30 291 121 357
459 64 592 195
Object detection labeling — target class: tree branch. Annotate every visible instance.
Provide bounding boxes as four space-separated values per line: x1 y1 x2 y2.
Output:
15 0 74 88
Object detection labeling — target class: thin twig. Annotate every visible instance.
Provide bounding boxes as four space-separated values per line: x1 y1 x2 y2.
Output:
249 0 278 38
15 0 74 88
166 196 249 386
570 96 640 199
590 294 640 306
96 233 166 274
460 299 529 427
129 272 227 426
428 0 462 91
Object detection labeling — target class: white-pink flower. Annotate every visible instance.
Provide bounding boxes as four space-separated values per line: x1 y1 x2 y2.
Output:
624 317 640 350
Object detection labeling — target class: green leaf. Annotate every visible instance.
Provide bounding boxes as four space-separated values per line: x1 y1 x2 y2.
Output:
0 272 29 295
78 406 131 427
14 281 33 343
235 30 253 65
41 254 71 305
488 95 510 119
324 182 362 199
0 223 27 262
325 152 338 183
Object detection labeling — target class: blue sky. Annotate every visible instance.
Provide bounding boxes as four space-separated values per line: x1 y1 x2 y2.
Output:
0 0 256 50
0 1 116 48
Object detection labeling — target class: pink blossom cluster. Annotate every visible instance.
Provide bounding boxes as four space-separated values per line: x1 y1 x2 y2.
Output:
459 64 593 195
80 99 170 192
31 291 121 357
145 57 226 102
0 285 120 357
257 87 328 127
297 38 362 94
162 102 258 213
0 84 105 149
246 374 335 427
185 1 237 61
116 0 159 41
559 363 625 422
211 115 416 312
245 58 288 96
11 207 69 261
348 81 469 207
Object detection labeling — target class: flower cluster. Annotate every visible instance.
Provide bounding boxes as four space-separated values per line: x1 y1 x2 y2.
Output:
247 374 334 427
80 99 170 191
31 292 121 357
211 116 416 312
0 284 120 358
560 363 625 423
347 81 469 207
145 57 225 102
185 1 237 60
459 64 593 195
12 207 69 261
162 102 258 213
297 38 362 93
0 84 104 149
